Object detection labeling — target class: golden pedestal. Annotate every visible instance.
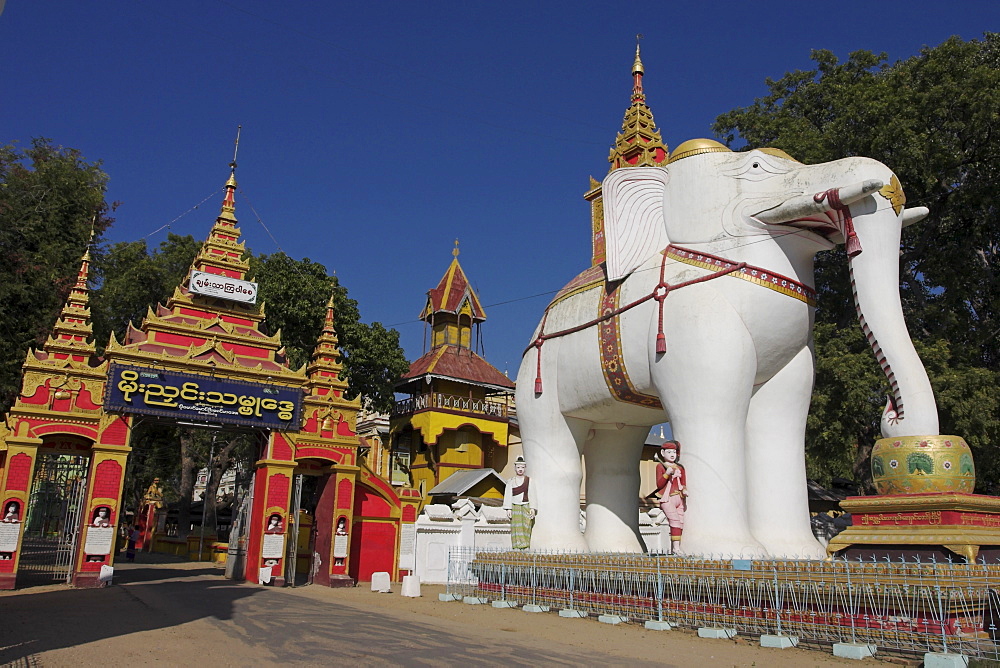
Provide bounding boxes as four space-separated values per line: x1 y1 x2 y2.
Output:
827 493 1000 562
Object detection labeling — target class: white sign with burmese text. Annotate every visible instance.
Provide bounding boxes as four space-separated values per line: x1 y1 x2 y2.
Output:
189 271 258 304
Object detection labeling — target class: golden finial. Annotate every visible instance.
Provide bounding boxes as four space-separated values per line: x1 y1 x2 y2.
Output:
633 34 644 75
82 214 97 262
452 239 460 258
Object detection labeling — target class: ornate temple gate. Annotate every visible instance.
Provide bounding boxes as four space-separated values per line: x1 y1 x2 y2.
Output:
0 169 409 589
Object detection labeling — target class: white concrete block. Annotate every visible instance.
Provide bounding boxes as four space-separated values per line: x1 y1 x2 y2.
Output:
462 596 488 605
923 652 969 668
491 600 518 608
644 620 672 630
370 571 391 593
598 614 629 625
760 634 798 649
522 604 549 613
558 609 588 618
832 642 877 660
438 593 461 602
698 627 737 639
400 575 421 598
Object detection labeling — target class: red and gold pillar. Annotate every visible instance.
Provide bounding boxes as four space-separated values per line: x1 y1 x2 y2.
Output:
312 465 357 587
0 428 43 590
246 456 295 587
72 415 131 587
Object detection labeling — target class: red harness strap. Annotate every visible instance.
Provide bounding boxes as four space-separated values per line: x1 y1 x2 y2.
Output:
529 247 746 394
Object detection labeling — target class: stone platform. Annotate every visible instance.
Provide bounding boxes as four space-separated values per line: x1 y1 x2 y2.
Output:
827 493 1000 562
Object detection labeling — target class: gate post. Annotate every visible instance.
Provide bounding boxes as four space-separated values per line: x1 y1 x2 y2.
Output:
72 442 131 587
312 465 358 587
246 459 296 587
72 414 132 588
0 429 43 590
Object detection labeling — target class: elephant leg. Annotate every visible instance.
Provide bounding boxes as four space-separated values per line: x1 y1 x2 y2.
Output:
654 290 766 558
516 348 590 551
582 426 647 553
745 345 826 559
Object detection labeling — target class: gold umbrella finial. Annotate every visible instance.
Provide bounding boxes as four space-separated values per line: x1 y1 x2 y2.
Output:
452 238 460 258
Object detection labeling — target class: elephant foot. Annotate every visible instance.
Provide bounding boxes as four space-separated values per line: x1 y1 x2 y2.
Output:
681 533 769 560
758 536 828 561
529 529 589 553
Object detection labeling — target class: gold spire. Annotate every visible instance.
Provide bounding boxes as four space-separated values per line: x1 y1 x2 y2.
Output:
452 239 460 258
586 44 670 267
37 244 98 360
607 42 668 172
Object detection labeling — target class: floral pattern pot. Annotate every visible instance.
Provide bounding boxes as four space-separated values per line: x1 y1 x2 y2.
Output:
870 435 975 496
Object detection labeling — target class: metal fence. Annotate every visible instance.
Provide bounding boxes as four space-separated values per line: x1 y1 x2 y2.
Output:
446 547 1000 659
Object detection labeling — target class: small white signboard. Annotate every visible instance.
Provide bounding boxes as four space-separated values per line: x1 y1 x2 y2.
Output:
0 523 22 552
398 524 416 571
99 565 114 584
262 533 285 560
190 271 258 304
84 526 115 556
333 534 349 559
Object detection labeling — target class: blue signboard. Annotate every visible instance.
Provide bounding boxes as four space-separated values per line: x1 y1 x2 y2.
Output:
104 364 303 430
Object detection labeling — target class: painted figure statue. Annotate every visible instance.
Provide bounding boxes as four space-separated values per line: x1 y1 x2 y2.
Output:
503 456 537 549
654 441 686 555
515 140 938 557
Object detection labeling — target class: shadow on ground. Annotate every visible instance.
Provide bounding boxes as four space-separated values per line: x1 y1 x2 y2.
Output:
0 566 258 665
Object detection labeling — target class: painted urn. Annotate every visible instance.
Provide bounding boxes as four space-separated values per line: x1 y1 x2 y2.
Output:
870 435 975 496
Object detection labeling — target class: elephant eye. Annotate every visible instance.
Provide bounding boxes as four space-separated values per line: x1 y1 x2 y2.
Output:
752 162 760 169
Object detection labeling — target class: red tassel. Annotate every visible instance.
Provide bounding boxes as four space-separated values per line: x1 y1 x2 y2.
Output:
655 333 666 355
845 233 862 258
534 377 543 395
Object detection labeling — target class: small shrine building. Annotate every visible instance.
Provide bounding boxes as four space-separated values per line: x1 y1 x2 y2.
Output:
390 243 516 508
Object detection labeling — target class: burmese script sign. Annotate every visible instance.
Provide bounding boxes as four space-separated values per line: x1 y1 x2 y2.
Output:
189 271 258 304
105 364 303 430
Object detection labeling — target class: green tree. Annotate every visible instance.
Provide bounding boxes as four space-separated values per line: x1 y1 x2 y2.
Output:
250 252 409 412
713 35 1000 485
0 139 113 411
90 233 201 350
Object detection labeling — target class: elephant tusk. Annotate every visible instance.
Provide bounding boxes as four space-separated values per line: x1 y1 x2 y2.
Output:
901 206 929 228
753 179 883 225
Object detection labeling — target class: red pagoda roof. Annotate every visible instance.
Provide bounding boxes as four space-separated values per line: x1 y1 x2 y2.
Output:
420 256 486 323
401 345 514 392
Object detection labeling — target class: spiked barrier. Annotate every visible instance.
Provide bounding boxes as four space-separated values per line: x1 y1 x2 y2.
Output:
444 547 1000 660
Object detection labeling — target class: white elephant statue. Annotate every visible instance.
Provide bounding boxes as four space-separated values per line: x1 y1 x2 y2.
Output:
515 139 938 558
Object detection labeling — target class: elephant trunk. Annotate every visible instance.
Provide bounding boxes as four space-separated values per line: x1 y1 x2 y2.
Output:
848 200 939 438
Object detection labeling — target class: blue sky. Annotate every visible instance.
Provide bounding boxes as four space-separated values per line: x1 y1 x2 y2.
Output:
3 2 997 379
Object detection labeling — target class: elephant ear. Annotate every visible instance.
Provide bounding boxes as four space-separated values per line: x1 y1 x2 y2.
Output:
602 167 670 282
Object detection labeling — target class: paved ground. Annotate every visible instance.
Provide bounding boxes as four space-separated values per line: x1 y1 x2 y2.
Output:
0 556 892 667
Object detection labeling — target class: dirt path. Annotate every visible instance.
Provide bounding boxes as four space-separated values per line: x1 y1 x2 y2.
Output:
0 559 902 667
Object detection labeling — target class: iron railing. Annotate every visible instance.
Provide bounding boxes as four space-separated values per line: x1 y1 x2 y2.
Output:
446 547 1000 660
392 393 508 420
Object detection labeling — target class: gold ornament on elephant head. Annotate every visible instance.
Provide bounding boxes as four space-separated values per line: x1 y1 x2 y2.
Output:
878 174 906 216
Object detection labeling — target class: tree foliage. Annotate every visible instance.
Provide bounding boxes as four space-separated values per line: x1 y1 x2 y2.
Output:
713 34 1000 486
0 139 114 411
250 252 410 412
90 233 201 351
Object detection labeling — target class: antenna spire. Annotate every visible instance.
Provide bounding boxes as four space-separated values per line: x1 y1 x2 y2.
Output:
452 238 460 258
230 124 241 175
